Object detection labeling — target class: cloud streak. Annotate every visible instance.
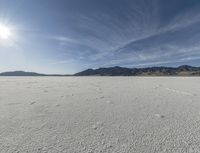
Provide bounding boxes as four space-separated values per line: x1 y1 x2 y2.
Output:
50 0 200 72
1 0 200 73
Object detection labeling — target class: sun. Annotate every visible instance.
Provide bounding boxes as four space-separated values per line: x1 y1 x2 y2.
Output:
0 24 12 40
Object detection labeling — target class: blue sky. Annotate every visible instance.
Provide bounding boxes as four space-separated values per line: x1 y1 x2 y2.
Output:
0 0 200 74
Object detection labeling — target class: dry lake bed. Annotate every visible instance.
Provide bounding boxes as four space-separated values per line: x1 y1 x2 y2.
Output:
0 77 200 153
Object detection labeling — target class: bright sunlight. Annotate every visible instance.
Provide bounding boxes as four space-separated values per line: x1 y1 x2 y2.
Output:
0 24 12 40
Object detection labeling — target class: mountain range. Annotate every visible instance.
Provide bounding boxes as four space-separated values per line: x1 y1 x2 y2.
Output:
0 65 200 76
0 71 68 76
75 65 200 76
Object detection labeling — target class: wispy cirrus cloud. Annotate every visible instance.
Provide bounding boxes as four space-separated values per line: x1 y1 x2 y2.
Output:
2 0 200 73
48 0 200 72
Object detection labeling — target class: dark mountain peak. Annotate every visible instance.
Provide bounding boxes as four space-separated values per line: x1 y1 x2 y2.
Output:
74 69 96 76
178 65 194 68
112 66 124 69
177 65 197 71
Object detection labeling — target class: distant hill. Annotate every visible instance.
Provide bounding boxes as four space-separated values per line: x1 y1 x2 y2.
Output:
0 71 46 76
0 71 69 76
75 65 200 76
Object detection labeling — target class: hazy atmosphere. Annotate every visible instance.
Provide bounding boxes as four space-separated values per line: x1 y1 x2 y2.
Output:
1 0 200 74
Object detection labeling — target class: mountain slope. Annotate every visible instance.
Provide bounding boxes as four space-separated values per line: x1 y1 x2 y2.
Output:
0 71 47 76
75 65 200 76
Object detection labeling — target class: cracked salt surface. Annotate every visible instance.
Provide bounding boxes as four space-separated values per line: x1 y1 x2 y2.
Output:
165 88 195 96
0 77 200 153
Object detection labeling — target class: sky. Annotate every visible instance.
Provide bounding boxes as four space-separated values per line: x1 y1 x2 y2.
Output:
0 0 200 74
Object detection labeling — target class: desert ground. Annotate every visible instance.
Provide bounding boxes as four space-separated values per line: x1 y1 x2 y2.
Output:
0 77 200 153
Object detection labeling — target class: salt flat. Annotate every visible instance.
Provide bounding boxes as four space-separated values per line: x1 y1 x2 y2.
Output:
0 77 200 153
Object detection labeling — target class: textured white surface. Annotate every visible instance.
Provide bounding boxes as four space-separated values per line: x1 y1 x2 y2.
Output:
0 77 200 153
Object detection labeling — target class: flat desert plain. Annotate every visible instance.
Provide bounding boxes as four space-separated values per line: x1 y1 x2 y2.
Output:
0 77 200 153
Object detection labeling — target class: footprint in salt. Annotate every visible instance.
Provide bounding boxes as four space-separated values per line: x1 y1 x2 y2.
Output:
100 96 105 99
107 141 113 148
106 100 115 105
92 124 98 130
154 114 165 118
56 104 60 107
101 139 105 145
92 122 104 130
30 101 36 105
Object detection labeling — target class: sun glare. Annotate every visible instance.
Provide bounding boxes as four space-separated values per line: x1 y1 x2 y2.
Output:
0 24 12 40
